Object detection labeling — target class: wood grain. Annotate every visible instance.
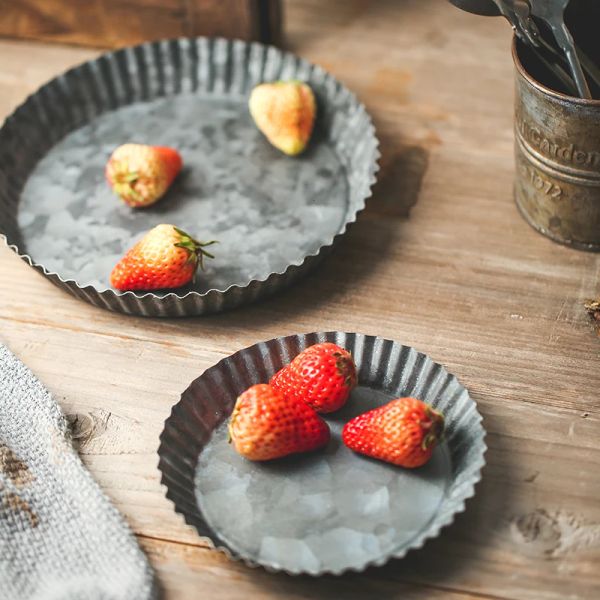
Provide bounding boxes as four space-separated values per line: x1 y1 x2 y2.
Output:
0 0 281 48
0 0 599 598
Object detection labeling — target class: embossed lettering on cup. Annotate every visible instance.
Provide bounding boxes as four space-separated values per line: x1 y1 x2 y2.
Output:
513 41 600 251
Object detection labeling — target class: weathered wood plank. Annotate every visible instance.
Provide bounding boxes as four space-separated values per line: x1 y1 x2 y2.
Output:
0 0 599 598
0 0 282 48
139 535 501 600
0 41 99 118
0 316 598 599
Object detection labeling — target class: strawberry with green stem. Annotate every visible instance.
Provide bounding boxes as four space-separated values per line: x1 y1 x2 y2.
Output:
110 224 216 291
342 397 444 468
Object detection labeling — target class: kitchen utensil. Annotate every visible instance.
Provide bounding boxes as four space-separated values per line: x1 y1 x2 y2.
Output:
494 0 540 47
449 0 598 97
529 0 591 98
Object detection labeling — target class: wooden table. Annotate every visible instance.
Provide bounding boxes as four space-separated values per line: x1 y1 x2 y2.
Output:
1 1 599 598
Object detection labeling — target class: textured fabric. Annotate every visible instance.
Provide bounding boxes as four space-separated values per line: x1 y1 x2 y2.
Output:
0 344 156 600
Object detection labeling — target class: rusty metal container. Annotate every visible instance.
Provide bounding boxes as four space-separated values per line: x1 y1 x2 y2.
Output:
513 41 600 252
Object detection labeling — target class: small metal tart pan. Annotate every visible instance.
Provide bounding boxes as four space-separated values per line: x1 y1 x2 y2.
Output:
158 332 487 574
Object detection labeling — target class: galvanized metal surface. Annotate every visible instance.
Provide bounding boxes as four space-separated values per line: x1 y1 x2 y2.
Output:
0 38 379 316
514 41 600 251
158 332 487 575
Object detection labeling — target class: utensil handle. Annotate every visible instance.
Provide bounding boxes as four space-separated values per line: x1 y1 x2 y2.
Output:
534 46 580 96
551 22 592 99
536 34 600 95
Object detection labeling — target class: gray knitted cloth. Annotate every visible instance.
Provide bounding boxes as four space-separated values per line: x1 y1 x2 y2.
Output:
0 344 156 600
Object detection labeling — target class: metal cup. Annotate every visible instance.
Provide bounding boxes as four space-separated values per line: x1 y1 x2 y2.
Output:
513 40 600 251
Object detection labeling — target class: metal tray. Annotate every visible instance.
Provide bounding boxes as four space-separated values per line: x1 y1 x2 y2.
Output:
0 38 379 317
158 332 487 575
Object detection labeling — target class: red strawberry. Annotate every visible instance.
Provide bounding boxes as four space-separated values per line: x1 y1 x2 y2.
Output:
270 342 357 413
110 224 215 291
229 384 330 461
106 143 182 207
342 398 444 468
249 81 316 156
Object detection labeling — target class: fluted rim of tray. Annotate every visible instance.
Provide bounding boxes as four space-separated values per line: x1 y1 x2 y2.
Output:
0 37 379 316
158 332 487 575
